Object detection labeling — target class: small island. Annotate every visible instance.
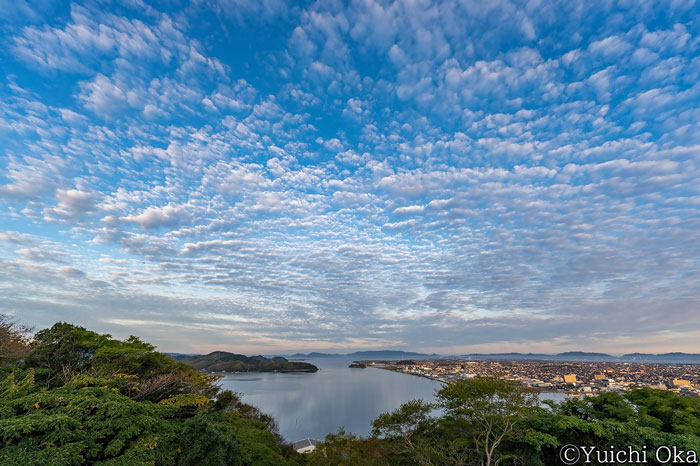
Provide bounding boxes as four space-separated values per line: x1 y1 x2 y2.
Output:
176 351 318 373
349 362 366 368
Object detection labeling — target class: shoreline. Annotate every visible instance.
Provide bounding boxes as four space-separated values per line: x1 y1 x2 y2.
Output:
369 364 586 396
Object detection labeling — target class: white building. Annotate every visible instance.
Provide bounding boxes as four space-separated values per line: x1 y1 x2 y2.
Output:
293 438 320 454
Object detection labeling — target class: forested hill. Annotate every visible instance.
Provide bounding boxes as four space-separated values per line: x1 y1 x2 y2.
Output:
176 351 318 373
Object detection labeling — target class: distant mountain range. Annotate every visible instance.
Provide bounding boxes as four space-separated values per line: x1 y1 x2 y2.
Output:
287 350 440 359
285 350 700 364
459 351 619 362
173 351 318 373
458 351 700 363
618 352 700 364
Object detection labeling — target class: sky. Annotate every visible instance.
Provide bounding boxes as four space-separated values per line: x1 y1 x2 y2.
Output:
1 0 700 355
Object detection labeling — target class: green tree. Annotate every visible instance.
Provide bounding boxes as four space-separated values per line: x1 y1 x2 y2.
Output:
626 387 700 435
0 370 181 465
435 377 539 466
23 322 218 402
177 411 287 466
0 314 33 366
371 399 435 465
526 389 700 466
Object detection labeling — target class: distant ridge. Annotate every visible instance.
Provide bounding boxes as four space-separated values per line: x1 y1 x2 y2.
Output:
460 351 618 362
457 352 700 364
283 350 700 364
620 352 700 363
287 350 439 359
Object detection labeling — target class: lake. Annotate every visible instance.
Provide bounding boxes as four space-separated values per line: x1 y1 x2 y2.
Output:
219 358 569 442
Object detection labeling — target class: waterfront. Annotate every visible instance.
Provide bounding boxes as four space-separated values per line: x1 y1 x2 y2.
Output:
373 359 700 396
219 358 569 442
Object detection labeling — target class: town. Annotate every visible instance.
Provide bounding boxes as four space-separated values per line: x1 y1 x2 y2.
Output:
364 359 700 396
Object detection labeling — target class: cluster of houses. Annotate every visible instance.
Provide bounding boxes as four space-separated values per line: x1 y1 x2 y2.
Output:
380 359 700 397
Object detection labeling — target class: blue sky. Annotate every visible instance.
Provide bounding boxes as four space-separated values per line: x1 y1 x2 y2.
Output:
1 0 700 354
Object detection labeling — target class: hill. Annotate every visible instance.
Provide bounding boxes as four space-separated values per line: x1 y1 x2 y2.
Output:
178 351 318 373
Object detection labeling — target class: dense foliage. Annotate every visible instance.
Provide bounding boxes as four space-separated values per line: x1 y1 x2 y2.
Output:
0 318 291 466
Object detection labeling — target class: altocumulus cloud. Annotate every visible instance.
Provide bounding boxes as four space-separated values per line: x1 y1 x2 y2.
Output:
1 0 700 354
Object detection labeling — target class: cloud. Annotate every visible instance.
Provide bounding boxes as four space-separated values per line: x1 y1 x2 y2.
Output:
42 188 100 222
1 0 700 354
122 204 187 229
393 205 424 215
14 247 68 264
11 4 177 73
78 74 132 118
0 153 66 199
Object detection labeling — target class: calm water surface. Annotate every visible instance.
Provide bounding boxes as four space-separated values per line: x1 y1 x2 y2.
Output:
219 358 440 441
219 358 570 442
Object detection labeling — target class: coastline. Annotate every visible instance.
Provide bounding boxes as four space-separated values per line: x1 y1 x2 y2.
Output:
367 363 587 397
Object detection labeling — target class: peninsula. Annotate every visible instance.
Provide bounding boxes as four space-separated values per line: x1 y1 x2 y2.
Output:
176 351 318 373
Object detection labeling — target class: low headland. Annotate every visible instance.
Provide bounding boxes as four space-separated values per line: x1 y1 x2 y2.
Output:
174 351 319 373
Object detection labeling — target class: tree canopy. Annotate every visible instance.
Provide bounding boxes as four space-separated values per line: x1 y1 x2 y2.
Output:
0 318 291 466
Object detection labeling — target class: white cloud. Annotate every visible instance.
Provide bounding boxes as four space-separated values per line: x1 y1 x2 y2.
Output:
43 188 99 221
123 204 187 229
78 74 130 118
393 205 424 215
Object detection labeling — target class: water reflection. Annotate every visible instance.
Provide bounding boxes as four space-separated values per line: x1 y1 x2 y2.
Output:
219 358 572 442
219 358 440 441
